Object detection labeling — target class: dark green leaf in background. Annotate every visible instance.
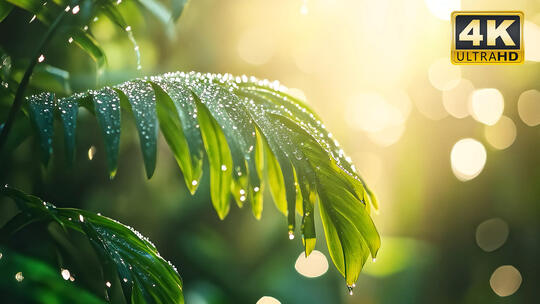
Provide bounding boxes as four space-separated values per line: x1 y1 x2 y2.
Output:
0 186 184 304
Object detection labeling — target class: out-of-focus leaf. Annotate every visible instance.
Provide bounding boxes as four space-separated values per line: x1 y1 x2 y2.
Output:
171 0 188 21
0 1 13 22
0 246 105 304
0 186 184 304
70 30 107 71
138 0 175 36
17 71 380 288
31 64 71 94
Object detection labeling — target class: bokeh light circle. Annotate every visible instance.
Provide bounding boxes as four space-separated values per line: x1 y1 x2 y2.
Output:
237 27 275 65
484 116 516 150
428 58 461 91
442 79 474 118
475 218 509 252
518 89 540 126
256 296 281 304
470 88 504 126
450 138 487 181
490 265 522 297
294 250 329 278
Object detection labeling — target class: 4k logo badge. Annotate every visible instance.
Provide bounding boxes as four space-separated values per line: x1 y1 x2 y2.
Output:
451 11 524 64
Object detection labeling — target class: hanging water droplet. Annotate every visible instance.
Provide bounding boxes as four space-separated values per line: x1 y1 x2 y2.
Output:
38 54 45 63
79 214 84 222
64 5 70 12
240 195 246 202
71 5 80 14
293 149 303 160
106 281 111 288
191 180 198 186
61 269 70 280
254 186 260 192
15 272 24 282
372 258 377 262
288 231 295 240
123 278 128 282
29 15 36 23
0 252 3 259
347 285 354 295
221 165 227 171
88 146 96 160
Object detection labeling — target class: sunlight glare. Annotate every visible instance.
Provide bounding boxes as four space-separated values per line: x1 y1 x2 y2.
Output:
428 58 461 91
424 0 460 21
442 79 473 118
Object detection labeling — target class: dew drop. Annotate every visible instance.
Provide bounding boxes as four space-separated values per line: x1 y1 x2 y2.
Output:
191 180 198 186
15 272 24 282
61 269 70 280
106 281 111 288
254 186 260 192
221 165 227 171
288 231 295 240
38 54 45 62
88 146 96 160
79 214 84 222
72 5 80 14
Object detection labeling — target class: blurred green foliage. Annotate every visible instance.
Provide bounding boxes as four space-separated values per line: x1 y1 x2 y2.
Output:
1 0 540 303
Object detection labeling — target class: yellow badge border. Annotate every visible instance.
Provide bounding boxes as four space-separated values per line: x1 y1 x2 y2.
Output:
451 11 524 65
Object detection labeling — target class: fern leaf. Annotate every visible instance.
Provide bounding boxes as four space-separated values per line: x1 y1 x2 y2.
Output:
22 71 380 288
0 186 183 304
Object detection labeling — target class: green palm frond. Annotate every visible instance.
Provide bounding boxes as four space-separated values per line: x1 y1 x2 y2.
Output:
0 186 183 304
21 71 380 288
